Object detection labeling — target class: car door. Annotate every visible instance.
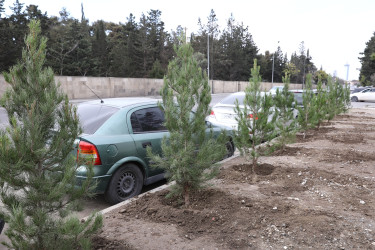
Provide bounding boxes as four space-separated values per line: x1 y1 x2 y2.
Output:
368 89 375 101
128 105 168 177
359 89 371 101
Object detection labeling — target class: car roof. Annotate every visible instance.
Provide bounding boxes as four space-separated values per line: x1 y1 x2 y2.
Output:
79 97 159 108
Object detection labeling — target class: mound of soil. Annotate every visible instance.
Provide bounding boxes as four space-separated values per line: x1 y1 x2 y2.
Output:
93 108 375 249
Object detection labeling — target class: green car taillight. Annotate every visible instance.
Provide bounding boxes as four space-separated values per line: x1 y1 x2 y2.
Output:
77 141 102 165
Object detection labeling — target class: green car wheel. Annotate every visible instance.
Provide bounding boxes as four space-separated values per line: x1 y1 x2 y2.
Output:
105 164 143 204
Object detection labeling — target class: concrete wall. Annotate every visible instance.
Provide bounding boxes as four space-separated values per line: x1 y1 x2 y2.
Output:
0 75 303 99
57 76 164 99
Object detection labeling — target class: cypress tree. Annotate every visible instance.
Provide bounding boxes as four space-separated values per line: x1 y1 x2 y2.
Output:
0 20 102 249
147 38 226 207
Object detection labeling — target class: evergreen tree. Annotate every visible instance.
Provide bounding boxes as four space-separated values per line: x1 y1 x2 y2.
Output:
217 14 257 81
312 76 327 129
359 32 375 85
325 76 336 122
206 9 219 80
149 59 164 78
1 0 28 71
67 5 95 76
0 0 4 17
258 51 273 82
123 14 143 77
147 39 226 206
46 8 78 75
0 14 13 72
234 59 275 172
273 73 297 151
0 20 102 249
334 80 350 114
297 73 316 138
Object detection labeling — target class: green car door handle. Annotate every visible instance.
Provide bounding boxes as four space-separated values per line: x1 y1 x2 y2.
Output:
142 142 152 148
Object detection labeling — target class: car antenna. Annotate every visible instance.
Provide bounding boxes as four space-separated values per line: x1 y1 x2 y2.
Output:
82 82 104 103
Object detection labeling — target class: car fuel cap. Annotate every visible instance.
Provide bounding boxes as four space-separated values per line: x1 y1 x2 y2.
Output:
106 144 118 157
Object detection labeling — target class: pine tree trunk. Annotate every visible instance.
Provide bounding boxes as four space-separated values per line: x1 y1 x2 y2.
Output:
184 185 190 207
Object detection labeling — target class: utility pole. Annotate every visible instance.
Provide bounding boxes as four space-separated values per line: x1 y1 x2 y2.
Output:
344 63 350 81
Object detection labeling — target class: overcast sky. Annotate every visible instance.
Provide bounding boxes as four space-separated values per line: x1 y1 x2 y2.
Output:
3 0 375 81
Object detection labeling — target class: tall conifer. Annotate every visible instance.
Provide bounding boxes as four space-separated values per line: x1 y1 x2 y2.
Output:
147 38 226 206
273 73 297 150
234 59 275 172
0 20 101 249
297 74 316 138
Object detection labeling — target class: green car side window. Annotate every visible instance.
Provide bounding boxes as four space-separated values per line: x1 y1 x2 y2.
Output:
130 113 142 133
131 107 167 133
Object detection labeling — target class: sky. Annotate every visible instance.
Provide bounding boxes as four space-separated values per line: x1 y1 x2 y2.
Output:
3 0 375 81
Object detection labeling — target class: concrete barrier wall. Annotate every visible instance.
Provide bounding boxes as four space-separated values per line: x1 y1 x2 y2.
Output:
0 75 303 99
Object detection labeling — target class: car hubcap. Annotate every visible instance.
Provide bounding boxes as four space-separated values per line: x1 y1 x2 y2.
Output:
117 172 135 197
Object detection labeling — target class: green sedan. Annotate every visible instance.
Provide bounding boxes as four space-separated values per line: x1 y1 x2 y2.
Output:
74 98 234 204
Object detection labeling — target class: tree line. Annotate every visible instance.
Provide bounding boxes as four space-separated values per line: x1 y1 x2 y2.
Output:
0 0 323 83
359 31 375 86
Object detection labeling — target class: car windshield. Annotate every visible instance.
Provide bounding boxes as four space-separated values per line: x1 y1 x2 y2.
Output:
77 103 119 134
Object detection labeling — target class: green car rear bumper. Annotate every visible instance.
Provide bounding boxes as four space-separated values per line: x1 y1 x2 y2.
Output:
76 174 112 194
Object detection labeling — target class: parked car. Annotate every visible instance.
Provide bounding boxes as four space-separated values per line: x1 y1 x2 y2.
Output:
74 98 234 204
268 86 284 96
206 91 275 131
206 91 299 131
350 88 375 102
350 86 372 94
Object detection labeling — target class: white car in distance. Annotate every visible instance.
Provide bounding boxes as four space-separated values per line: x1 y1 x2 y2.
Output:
350 88 375 102
206 92 269 130
268 86 284 96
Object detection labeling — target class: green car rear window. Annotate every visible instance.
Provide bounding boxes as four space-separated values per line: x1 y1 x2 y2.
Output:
77 104 119 134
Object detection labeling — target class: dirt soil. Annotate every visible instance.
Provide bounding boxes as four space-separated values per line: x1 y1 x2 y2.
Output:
93 108 375 250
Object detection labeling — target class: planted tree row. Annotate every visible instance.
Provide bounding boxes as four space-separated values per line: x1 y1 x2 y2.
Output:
234 60 351 172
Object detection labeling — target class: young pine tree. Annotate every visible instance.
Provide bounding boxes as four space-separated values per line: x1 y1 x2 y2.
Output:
147 39 226 207
336 81 351 114
313 76 327 129
234 59 275 172
297 74 316 138
326 77 349 122
325 76 337 122
273 73 297 151
0 20 102 249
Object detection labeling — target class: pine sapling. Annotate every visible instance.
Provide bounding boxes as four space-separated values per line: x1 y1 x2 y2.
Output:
313 76 327 129
297 74 316 138
325 76 336 122
234 59 275 173
147 39 226 207
273 73 297 151
0 20 102 249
